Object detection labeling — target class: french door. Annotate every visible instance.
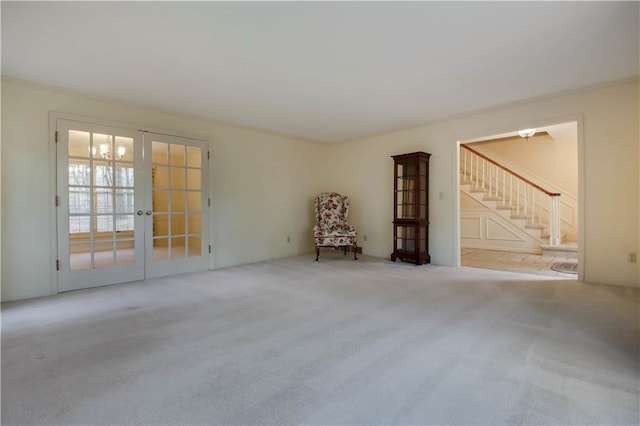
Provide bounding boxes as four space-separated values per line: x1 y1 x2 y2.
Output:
56 119 209 291
143 132 209 279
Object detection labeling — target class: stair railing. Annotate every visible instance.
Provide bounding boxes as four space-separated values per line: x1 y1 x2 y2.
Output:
460 145 562 246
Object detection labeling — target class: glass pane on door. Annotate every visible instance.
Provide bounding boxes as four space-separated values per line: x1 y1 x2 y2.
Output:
396 161 416 219
151 140 203 261
396 226 416 252
67 131 136 270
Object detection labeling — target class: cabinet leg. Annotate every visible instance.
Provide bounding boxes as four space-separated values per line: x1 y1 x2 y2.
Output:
315 246 319 261
353 245 358 261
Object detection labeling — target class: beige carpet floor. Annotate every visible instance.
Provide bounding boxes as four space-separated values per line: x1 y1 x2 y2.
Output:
2 254 638 425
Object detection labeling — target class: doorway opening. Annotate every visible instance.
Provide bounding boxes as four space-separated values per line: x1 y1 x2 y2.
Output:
458 122 579 279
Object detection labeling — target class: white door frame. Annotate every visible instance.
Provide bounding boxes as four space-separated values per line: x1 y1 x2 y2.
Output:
50 112 212 293
451 114 585 281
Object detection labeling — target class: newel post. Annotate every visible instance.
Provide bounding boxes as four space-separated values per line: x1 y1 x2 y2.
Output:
549 195 562 246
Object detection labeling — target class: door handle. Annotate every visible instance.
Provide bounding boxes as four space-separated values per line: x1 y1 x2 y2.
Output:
136 210 144 216
146 210 152 216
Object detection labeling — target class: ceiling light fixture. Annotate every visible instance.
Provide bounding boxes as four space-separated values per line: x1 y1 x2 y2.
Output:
518 128 537 141
89 144 126 160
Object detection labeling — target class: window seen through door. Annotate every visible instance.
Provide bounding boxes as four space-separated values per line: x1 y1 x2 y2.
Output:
67 130 136 269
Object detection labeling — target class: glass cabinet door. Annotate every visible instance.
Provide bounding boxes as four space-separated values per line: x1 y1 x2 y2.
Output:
395 225 416 252
419 160 427 220
396 161 416 219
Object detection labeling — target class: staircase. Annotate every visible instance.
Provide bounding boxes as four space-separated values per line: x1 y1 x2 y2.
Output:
460 145 570 255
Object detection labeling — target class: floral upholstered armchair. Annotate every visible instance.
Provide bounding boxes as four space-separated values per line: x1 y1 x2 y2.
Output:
313 192 358 261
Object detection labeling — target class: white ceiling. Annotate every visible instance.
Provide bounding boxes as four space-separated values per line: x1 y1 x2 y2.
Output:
2 2 638 143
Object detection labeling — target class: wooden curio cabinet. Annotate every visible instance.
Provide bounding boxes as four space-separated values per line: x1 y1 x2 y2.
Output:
391 152 431 265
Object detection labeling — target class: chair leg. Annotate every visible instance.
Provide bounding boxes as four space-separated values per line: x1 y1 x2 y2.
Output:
343 246 347 256
315 246 320 261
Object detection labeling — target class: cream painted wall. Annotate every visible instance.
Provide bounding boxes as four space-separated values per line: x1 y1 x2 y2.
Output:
2 78 638 300
1 78 327 301
472 123 578 196
325 79 639 287
320 125 456 266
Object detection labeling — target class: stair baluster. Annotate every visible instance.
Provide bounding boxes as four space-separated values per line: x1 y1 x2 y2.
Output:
460 145 562 246
502 168 506 204
509 174 513 208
